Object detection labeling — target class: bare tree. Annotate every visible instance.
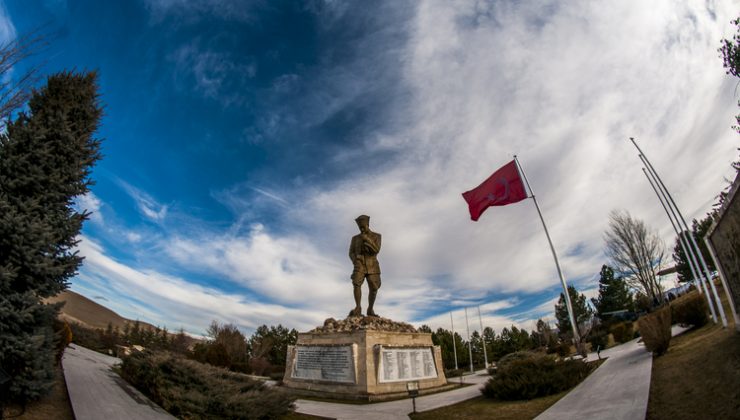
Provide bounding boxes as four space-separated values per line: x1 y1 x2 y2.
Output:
0 33 44 128
604 210 665 305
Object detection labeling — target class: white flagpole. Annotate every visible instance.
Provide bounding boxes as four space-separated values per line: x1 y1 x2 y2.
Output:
464 307 474 373
640 155 708 303
704 237 740 327
631 138 727 327
642 167 717 322
513 155 582 351
450 312 459 370
477 306 489 368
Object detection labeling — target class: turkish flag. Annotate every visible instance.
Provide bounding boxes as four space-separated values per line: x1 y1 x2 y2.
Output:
462 160 528 221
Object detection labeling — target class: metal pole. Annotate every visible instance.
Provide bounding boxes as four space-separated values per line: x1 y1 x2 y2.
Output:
632 138 727 327
640 155 710 304
449 312 459 370
513 155 582 349
704 237 740 328
464 307 474 373
642 167 717 322
477 306 489 368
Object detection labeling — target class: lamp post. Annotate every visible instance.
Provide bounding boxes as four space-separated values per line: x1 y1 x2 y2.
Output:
406 381 419 414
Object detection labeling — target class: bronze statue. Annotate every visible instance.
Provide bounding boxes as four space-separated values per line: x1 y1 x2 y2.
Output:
349 215 381 317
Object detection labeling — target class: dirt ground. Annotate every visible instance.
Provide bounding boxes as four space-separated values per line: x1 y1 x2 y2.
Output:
2 363 74 420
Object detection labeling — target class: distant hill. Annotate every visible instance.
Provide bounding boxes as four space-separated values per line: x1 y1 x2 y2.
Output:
46 290 158 332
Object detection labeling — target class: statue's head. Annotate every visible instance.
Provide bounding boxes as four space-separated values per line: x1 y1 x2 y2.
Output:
355 215 370 232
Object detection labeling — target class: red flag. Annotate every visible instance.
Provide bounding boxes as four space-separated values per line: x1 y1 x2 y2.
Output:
462 160 528 221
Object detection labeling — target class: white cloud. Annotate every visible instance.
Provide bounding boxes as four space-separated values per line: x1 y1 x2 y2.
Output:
75 192 103 223
168 40 257 106
119 181 169 222
75 236 326 335
76 1 739 336
0 3 16 46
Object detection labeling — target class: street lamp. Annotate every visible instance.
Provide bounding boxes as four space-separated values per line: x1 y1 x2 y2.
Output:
406 381 419 414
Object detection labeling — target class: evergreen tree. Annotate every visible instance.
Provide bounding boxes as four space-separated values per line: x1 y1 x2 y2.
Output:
0 71 102 403
672 216 715 283
593 265 634 323
554 285 593 340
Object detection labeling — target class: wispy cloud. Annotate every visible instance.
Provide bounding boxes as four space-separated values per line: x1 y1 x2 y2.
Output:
68 1 739 337
144 0 262 25
0 3 16 45
74 192 103 224
119 181 169 222
169 41 256 105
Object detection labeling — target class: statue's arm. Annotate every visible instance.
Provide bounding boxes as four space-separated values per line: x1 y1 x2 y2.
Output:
349 239 357 261
363 233 380 254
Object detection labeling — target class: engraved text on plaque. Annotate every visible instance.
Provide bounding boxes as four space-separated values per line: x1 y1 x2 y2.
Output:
292 345 355 383
377 347 437 383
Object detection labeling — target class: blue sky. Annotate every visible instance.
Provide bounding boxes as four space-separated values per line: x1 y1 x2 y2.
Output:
3 0 738 337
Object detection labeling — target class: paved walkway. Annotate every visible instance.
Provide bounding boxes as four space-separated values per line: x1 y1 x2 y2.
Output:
295 371 490 420
297 326 691 420
62 344 174 420
535 325 690 420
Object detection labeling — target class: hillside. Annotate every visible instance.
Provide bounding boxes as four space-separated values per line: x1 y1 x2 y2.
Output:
46 290 158 331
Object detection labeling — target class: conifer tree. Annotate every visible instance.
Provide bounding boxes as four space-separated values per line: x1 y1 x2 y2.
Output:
0 71 102 403
593 265 634 324
554 286 593 340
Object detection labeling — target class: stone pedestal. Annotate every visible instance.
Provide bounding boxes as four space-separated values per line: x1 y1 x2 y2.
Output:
283 319 448 401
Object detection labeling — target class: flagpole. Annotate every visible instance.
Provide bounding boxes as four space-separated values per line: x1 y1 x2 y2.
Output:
450 312 459 370
513 155 582 351
464 307 474 373
704 237 740 327
642 168 717 322
631 138 727 327
477 306 489 368
640 155 710 306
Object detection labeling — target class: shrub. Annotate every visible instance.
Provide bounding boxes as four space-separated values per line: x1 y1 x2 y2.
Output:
445 368 464 378
670 293 709 328
587 330 609 351
482 352 593 400
637 307 671 356
496 351 541 369
609 322 634 344
120 350 294 419
53 319 73 363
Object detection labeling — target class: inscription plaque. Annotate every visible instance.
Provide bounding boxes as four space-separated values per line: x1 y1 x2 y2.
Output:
291 345 355 383
377 347 437 383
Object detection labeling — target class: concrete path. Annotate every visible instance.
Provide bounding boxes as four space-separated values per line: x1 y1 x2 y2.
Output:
535 325 690 420
62 344 174 420
298 326 691 420
295 370 490 420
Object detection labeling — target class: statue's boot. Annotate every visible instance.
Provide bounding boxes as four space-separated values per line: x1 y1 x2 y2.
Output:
349 306 362 317
366 309 379 317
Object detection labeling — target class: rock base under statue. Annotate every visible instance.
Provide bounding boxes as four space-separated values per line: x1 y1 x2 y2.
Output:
282 316 449 401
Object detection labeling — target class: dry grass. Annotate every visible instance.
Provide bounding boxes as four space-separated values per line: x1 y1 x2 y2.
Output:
1 363 74 420
647 284 740 420
45 290 156 330
409 392 567 420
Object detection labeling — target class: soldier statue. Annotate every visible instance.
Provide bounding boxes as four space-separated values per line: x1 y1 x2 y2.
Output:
348 215 381 317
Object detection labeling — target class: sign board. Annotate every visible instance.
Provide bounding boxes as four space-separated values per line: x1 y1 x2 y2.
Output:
377 347 437 383
291 345 356 383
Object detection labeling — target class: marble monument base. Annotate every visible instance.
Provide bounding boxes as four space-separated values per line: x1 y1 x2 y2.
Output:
282 319 449 401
